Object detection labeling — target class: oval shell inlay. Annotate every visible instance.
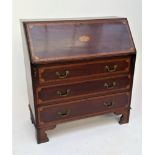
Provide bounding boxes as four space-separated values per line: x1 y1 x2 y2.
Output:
79 35 90 42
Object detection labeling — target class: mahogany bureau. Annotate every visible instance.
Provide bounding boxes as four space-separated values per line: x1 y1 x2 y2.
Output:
21 17 136 144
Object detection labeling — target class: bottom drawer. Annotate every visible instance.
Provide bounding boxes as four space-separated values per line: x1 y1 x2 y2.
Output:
38 93 129 125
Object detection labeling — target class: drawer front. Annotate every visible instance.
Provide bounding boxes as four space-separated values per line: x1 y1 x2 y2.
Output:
38 57 130 84
37 75 130 104
38 93 129 124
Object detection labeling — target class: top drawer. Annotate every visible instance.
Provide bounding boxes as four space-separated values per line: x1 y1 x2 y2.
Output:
38 57 130 84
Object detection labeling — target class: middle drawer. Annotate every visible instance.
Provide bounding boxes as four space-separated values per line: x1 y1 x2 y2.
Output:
37 75 130 104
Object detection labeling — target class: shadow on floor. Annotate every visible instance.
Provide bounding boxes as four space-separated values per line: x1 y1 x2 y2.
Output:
47 113 121 138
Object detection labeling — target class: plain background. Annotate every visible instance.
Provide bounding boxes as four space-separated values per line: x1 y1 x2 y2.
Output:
13 0 142 155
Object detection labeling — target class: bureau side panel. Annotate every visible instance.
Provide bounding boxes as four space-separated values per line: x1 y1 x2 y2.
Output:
129 54 136 106
20 21 35 120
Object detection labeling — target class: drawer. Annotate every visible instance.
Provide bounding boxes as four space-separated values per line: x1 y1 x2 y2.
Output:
38 93 129 124
38 57 130 84
37 75 130 104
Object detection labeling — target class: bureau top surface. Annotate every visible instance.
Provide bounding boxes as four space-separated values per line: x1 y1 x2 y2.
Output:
23 18 136 64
